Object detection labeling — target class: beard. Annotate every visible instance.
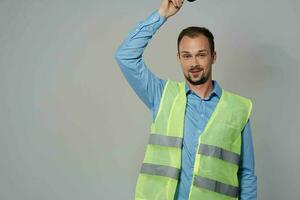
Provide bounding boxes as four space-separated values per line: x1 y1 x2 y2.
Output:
184 66 211 85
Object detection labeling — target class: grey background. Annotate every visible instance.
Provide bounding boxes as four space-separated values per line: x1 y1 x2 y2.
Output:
1 0 299 199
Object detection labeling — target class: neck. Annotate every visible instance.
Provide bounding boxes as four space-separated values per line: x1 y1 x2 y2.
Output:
187 78 213 99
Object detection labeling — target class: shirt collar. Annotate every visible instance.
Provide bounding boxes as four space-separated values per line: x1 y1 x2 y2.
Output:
185 80 222 99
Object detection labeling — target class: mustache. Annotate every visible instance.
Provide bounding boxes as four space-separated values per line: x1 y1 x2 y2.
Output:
189 65 204 72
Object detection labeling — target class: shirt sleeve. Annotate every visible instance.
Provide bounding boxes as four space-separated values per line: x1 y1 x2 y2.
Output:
115 10 167 118
238 119 257 200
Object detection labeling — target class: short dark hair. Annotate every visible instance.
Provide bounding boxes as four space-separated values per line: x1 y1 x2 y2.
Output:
177 26 215 54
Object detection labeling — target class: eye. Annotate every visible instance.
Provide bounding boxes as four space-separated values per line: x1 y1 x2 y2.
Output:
182 54 191 59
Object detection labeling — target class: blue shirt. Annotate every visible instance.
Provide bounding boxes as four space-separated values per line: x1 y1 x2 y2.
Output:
115 10 257 200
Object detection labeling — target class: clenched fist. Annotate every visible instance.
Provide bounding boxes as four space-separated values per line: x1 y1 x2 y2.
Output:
158 0 184 18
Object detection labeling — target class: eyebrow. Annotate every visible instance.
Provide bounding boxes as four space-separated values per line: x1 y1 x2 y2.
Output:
180 50 209 54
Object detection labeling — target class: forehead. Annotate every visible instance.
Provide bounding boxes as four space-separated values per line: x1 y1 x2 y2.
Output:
179 35 210 52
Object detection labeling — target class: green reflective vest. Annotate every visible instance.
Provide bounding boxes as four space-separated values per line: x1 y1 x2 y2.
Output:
135 80 252 200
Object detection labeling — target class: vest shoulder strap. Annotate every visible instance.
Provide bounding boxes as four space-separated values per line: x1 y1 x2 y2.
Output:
151 80 184 134
222 89 253 126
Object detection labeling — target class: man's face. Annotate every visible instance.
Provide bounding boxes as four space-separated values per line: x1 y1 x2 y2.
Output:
177 35 216 85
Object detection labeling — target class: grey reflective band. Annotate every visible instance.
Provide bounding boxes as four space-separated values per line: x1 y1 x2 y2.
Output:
198 144 240 165
140 163 180 179
148 134 183 148
194 176 239 198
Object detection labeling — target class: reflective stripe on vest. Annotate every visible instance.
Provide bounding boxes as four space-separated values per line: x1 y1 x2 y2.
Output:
193 176 239 198
198 143 240 165
148 134 183 148
140 163 180 179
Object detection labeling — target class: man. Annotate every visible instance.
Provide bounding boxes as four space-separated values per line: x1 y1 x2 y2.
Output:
115 0 257 199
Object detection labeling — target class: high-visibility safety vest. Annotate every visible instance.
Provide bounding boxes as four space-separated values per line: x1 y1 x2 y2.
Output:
135 80 252 200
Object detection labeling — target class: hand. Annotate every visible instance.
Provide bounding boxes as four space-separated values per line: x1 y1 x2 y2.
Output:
158 0 184 19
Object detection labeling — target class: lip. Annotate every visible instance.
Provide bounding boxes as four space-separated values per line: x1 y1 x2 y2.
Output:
190 69 202 73
190 70 202 77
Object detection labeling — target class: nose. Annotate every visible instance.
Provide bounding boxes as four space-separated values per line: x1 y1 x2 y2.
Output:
192 55 199 66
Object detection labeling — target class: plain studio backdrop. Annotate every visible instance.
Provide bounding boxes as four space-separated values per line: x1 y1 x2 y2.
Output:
1 0 300 199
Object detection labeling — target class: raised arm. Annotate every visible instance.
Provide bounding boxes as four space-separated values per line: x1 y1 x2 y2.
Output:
114 0 183 115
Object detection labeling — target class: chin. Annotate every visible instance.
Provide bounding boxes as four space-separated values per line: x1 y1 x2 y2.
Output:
191 77 203 82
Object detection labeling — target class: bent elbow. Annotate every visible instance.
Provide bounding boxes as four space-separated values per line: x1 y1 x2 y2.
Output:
114 46 123 63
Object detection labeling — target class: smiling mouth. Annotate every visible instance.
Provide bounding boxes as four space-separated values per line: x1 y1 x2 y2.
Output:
189 70 203 78
190 69 203 74
190 69 201 72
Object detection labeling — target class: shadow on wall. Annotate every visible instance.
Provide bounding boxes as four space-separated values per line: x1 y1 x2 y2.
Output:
250 43 300 199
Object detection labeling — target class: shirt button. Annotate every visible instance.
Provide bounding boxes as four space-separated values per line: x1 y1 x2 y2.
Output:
200 114 205 118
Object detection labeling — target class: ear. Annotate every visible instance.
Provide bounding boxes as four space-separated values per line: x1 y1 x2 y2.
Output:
177 52 181 63
212 51 217 64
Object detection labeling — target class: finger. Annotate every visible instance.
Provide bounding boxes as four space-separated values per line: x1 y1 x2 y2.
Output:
177 0 182 7
176 0 183 8
180 0 184 7
170 0 179 8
